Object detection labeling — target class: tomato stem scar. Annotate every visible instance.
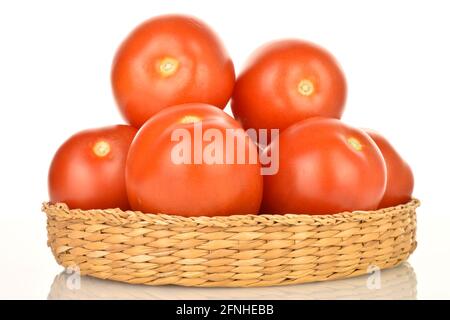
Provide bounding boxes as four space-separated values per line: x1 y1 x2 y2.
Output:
347 137 363 151
297 79 315 96
158 57 179 77
93 141 111 157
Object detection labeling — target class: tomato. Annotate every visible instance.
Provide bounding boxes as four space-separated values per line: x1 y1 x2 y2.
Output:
48 125 137 210
365 130 414 208
231 40 346 132
112 14 235 128
261 118 387 214
126 103 263 216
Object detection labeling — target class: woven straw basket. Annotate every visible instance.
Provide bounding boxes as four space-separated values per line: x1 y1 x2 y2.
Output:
42 199 419 287
48 262 417 299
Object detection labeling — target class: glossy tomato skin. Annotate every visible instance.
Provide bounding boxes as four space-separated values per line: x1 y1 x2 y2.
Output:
262 118 387 214
232 40 346 132
112 15 235 128
126 103 263 216
48 125 137 210
366 130 414 208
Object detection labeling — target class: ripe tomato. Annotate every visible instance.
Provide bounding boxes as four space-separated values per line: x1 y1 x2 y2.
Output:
48 125 137 210
261 118 387 214
126 103 263 216
112 14 235 128
365 130 414 208
231 40 346 132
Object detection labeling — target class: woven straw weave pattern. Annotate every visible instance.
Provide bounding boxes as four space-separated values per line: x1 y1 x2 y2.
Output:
48 263 417 299
43 199 419 287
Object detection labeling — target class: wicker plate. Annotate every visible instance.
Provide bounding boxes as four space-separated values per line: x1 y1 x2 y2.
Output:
42 199 419 287
48 263 417 299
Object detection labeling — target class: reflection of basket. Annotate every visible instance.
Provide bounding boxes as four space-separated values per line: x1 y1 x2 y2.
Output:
48 263 417 300
42 199 419 287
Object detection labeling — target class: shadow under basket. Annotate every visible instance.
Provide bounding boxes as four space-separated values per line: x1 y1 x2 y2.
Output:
42 199 419 287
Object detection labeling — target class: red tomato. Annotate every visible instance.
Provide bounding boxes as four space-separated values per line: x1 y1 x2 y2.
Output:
262 118 387 214
126 103 263 216
48 125 137 210
365 130 414 208
232 40 346 132
112 14 235 128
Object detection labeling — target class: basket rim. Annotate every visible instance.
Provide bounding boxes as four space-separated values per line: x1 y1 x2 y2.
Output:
42 198 420 227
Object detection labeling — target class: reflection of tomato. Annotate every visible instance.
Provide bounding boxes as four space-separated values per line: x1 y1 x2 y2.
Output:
261 118 387 214
126 103 263 216
232 40 346 132
112 15 235 128
366 130 414 208
48 125 137 210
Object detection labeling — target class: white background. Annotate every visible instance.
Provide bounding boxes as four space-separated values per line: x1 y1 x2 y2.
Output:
0 0 449 299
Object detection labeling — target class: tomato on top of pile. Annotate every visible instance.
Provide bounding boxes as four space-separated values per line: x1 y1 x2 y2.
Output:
48 14 414 216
